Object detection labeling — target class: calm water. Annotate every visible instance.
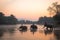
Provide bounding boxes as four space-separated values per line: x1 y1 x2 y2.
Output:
0 24 60 40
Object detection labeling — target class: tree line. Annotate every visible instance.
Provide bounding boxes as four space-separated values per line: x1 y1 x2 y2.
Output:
0 12 18 25
38 2 60 25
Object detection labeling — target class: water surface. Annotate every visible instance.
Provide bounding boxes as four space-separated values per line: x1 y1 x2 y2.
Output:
0 24 60 40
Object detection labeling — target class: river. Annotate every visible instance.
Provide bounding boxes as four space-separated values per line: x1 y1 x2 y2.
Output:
0 24 60 40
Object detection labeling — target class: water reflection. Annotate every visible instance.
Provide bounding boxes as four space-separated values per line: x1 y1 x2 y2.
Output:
44 29 53 35
54 30 60 40
19 28 27 34
7 27 16 35
0 25 16 38
30 24 37 35
0 24 60 40
30 28 37 35
0 29 4 37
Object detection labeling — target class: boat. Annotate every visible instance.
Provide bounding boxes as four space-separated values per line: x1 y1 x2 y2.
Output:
44 22 53 30
30 24 37 30
19 25 27 32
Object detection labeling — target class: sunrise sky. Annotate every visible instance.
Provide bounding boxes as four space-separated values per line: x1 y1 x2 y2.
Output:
0 0 60 21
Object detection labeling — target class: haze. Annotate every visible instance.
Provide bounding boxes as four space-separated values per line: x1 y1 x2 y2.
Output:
0 0 60 21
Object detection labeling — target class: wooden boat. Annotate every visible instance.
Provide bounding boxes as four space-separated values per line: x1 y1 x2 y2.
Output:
44 22 53 30
19 25 27 32
30 24 37 30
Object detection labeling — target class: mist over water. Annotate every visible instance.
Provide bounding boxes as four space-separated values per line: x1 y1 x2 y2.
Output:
0 24 59 40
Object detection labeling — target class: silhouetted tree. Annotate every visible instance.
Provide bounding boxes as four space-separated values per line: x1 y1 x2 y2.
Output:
0 12 4 16
7 14 18 24
48 2 60 24
0 12 18 24
0 12 5 24
48 2 58 15
53 13 60 24
10 14 18 24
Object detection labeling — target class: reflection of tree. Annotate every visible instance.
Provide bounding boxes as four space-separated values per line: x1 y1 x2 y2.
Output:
8 27 15 34
0 28 5 37
54 30 60 40
0 31 4 37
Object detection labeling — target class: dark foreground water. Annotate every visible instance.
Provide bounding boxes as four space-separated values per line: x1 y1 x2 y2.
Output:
0 24 60 40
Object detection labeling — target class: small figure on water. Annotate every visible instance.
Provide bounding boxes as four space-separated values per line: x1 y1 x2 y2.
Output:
44 22 53 30
19 24 27 32
30 24 37 31
30 24 37 35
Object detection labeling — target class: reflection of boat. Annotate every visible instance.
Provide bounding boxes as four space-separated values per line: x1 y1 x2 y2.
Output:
30 28 37 34
30 24 37 30
44 29 53 35
19 25 27 32
30 25 37 35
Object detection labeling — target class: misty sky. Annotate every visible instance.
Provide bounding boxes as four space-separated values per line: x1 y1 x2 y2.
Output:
0 0 60 21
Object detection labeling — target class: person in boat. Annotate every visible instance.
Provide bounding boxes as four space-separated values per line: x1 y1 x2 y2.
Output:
30 24 37 30
44 22 53 30
19 24 27 31
30 24 37 34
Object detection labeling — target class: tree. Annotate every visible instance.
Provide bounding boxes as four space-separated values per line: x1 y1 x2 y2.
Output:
0 12 5 24
48 2 60 24
48 2 58 15
0 12 4 16
0 12 18 24
9 14 18 24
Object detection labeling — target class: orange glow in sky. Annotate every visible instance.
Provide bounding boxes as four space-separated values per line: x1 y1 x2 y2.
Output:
0 0 60 20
